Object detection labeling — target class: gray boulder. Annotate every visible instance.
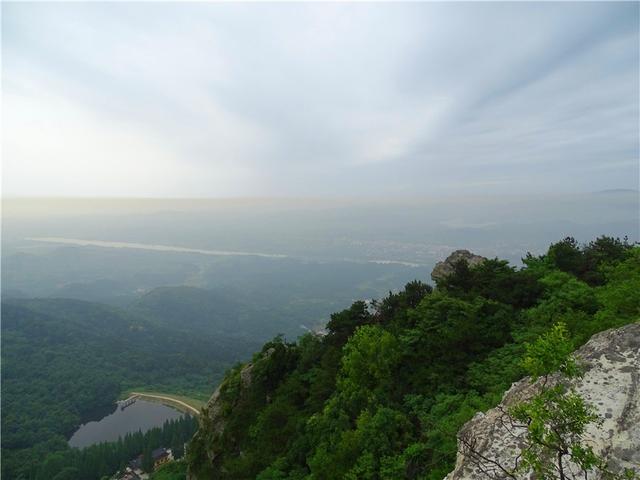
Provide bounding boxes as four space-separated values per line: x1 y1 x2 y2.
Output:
431 250 487 283
445 322 640 480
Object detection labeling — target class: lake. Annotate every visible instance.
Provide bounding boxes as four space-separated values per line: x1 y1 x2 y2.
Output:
68 399 184 448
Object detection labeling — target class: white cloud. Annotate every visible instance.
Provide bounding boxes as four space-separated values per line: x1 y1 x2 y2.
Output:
2 2 638 197
2 84 260 197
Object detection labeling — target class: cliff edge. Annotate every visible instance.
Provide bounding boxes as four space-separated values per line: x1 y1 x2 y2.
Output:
445 322 640 480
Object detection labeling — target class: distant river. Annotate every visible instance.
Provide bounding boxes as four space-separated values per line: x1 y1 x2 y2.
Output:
27 236 289 259
68 400 183 448
26 236 425 267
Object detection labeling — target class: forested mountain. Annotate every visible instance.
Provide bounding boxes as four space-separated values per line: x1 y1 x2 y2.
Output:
129 286 247 337
187 236 639 479
2 245 430 340
1 298 259 480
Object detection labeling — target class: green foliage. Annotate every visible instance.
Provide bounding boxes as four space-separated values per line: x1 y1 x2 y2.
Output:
142 446 154 473
326 301 372 346
548 237 585 277
510 385 603 478
501 321 637 479
595 248 640 327
339 325 400 399
438 258 543 308
458 320 639 479
521 323 578 380
150 460 188 480
535 235 634 286
186 237 638 480
405 392 491 480
374 280 432 326
466 342 526 397
1 299 250 479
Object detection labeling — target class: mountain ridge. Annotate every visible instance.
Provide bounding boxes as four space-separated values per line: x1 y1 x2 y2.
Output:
185 236 639 480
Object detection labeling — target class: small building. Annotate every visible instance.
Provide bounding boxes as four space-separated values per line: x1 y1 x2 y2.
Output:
128 456 143 471
125 457 149 479
114 466 147 480
125 447 173 476
152 447 173 470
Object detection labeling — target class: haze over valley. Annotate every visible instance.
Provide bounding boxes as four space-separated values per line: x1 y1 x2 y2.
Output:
3 193 637 339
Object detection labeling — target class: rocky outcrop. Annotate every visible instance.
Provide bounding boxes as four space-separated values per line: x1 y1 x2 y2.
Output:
187 348 275 480
203 347 273 433
445 322 640 480
431 250 487 283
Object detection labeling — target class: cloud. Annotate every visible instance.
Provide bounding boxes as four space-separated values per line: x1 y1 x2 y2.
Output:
2 2 638 197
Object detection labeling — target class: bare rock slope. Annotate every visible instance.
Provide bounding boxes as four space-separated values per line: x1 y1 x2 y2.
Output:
445 322 640 480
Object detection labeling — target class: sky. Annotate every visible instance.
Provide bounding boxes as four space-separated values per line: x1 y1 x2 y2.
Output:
2 2 639 198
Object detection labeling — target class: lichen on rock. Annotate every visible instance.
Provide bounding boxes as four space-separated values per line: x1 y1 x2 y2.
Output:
445 322 640 480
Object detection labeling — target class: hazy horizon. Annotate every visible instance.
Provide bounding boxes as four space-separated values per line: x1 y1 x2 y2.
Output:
4 191 638 257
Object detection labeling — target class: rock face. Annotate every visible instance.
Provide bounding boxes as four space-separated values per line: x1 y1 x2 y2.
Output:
431 250 487 283
445 322 640 480
203 347 272 433
187 348 275 480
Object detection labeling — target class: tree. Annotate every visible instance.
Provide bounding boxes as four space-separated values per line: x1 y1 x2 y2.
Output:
339 325 401 401
326 301 372 346
52 467 80 480
171 433 184 460
374 280 432 326
547 237 585 277
595 247 640 327
142 447 154 473
582 236 632 285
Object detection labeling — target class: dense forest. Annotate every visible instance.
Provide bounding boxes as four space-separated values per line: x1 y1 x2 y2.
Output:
187 236 639 479
1 299 258 480
36 415 197 480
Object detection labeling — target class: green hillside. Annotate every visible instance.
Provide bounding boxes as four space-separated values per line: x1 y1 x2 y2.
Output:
129 285 248 337
187 236 639 480
1 298 259 480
